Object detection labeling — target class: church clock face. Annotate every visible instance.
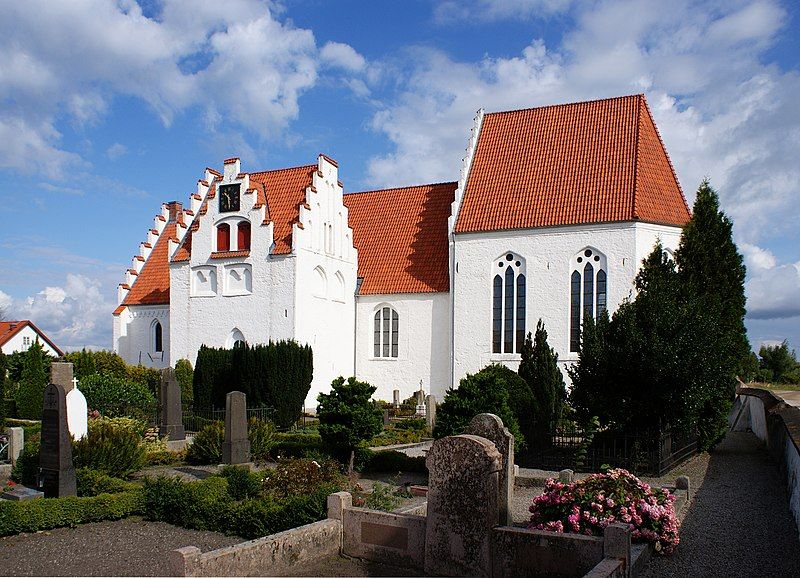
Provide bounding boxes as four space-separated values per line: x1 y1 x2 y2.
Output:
219 184 240 213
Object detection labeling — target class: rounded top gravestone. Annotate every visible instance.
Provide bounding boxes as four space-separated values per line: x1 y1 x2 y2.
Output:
65 388 88 440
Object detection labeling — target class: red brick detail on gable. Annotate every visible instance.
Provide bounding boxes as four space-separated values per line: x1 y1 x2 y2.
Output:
455 94 689 234
344 182 456 295
121 222 176 307
0 320 64 356
249 165 315 255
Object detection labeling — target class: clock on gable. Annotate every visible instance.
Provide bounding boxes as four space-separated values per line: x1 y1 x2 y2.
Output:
219 184 241 213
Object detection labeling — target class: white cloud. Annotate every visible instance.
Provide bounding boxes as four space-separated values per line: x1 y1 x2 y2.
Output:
321 41 367 72
745 254 800 320
105 143 127 160
433 0 574 23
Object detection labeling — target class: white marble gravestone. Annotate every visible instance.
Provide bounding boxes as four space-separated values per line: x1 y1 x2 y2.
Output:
66 388 88 440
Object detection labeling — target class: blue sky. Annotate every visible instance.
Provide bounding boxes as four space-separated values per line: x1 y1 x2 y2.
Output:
0 0 798 354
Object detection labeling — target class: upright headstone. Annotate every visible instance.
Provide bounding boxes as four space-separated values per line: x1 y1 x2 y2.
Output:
425 394 436 432
222 391 250 464
159 368 186 450
51 362 74 394
393 389 400 409
382 409 390 427
425 435 501 577
415 388 426 416
466 413 515 525
6 427 23 465
39 383 77 497
65 389 88 440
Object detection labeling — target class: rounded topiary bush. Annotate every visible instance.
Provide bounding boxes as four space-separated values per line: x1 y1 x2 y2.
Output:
186 422 224 465
529 468 679 554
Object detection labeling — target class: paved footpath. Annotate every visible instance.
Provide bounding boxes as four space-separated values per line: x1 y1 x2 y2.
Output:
643 431 800 578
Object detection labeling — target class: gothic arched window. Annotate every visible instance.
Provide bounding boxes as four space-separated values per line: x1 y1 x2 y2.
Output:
492 253 526 354
374 306 399 358
569 248 607 352
216 223 230 252
237 221 251 251
153 320 163 353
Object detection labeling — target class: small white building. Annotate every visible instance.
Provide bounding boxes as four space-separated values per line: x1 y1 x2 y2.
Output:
113 94 690 407
0 320 63 357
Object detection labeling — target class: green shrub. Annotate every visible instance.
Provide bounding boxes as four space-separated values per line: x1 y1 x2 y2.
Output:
14 342 49 420
11 434 41 487
273 432 324 458
143 476 230 531
219 465 262 500
73 418 146 478
262 458 343 499
79 372 157 419
76 468 137 497
0 490 143 536
248 418 277 461
175 359 194 404
365 482 401 512
125 365 161 396
145 449 185 466
185 422 224 465
361 450 427 473
393 418 426 431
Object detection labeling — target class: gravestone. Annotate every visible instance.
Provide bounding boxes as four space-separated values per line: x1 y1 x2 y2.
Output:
1 486 44 501
51 362 74 393
39 383 77 497
425 394 436 432
466 413 515 525
6 427 23 465
222 391 250 464
415 389 425 416
65 388 88 440
425 435 501 577
393 389 400 409
159 368 186 450
383 409 390 427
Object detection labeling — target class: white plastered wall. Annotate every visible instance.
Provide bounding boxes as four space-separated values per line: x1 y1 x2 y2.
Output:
293 156 358 409
1 326 61 357
355 292 451 403
451 221 682 386
113 305 170 368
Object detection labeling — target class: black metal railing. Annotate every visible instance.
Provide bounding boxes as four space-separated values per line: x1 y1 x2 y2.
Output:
181 406 278 433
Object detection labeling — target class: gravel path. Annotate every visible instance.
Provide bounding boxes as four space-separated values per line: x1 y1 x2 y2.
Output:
0 518 241 577
642 431 800 577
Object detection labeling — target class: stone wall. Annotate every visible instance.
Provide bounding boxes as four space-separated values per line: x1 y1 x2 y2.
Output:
341 508 426 570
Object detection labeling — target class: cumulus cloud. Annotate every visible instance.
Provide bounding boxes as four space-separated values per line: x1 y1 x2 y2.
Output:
0 0 364 175
742 244 800 320
105 143 127 160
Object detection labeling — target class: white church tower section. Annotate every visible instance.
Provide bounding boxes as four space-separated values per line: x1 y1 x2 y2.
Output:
292 155 358 406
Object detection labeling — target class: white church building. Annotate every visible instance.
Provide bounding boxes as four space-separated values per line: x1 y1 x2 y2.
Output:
113 94 690 407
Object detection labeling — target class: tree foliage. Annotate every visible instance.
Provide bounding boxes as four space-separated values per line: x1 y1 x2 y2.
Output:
14 341 49 419
174 358 194 404
758 341 800 384
518 320 567 434
316 376 382 471
434 364 526 447
79 372 157 419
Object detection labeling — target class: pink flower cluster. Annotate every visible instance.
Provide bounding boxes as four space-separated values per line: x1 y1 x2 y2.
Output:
528 468 680 555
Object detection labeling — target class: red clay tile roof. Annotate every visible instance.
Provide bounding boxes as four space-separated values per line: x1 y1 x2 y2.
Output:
344 182 456 295
454 94 689 233
250 165 315 255
121 222 176 307
0 320 63 356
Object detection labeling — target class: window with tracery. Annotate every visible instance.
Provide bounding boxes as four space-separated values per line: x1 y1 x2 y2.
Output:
570 248 607 352
374 306 399 358
492 253 526 354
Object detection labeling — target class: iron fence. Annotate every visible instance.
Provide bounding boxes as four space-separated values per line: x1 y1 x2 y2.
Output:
519 422 698 476
182 406 278 433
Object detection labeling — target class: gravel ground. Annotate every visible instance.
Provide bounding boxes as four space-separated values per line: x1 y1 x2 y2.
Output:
0 518 241 577
642 431 800 577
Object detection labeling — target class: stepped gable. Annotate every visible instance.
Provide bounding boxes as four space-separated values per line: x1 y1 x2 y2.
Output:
454 94 690 234
120 221 176 308
344 182 456 295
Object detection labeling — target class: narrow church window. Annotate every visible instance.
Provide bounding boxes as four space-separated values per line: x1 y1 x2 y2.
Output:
237 221 251 251
217 223 230 252
570 248 607 352
493 253 526 354
154 321 163 353
374 306 399 358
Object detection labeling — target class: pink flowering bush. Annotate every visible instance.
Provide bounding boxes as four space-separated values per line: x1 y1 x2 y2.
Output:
528 468 679 554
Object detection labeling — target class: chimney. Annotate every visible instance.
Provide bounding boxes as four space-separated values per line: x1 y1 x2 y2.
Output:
166 201 183 223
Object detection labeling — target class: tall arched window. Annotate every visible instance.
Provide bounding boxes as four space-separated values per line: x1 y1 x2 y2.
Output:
492 253 526 354
237 221 251 251
153 320 163 353
227 328 245 349
217 223 230 251
570 248 607 352
373 306 399 358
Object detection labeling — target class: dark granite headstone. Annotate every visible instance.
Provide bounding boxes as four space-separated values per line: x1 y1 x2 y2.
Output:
159 368 186 442
39 383 77 497
222 391 250 464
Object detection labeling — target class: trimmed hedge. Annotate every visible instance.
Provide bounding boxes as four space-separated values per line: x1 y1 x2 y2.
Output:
0 490 144 536
273 432 324 458
142 476 337 539
361 450 427 473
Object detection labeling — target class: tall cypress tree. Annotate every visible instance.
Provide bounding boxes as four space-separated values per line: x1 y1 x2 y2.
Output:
518 320 566 433
14 341 49 419
676 180 749 448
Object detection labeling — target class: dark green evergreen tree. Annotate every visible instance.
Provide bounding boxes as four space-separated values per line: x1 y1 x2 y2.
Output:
0 351 7 422
518 320 567 436
14 340 49 419
676 180 749 448
317 376 382 474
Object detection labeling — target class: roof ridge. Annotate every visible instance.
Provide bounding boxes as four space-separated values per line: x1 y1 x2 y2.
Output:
632 94 643 219
485 93 644 117
249 163 317 177
346 181 458 196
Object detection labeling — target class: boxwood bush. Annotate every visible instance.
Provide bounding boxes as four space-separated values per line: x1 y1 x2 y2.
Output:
79 372 157 419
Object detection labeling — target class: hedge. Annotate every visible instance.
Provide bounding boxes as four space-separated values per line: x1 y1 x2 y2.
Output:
361 450 427 473
273 432 324 458
142 476 337 539
0 490 144 536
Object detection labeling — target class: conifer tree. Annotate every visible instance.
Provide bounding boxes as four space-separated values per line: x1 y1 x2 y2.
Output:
14 340 49 419
518 320 566 434
676 180 748 448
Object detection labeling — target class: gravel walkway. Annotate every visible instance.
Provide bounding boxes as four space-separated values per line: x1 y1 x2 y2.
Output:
0 518 241 577
642 431 800 577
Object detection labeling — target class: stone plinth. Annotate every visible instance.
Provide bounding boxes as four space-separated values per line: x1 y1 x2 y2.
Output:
50 362 74 394
424 434 501 577
222 391 250 464
425 395 436 432
466 413 514 525
39 383 77 497
160 367 186 444
393 390 400 409
6 427 23 465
